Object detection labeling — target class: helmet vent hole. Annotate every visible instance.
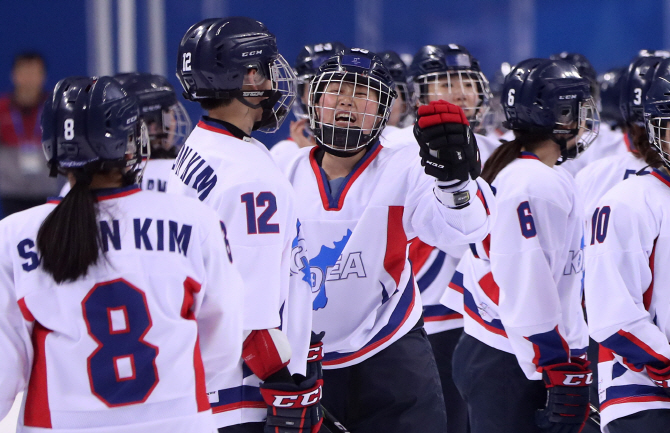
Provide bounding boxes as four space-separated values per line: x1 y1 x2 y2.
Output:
85 84 92 93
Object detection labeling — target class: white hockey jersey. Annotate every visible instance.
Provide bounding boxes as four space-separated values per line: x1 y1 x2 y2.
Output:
59 158 176 197
378 126 500 334
269 138 305 170
166 118 312 427
442 152 589 380
584 169 670 428
281 141 495 368
560 126 628 177
0 186 244 433
575 150 650 218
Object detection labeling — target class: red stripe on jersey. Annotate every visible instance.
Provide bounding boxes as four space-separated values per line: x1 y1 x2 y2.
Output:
463 304 508 337
211 401 267 413
448 280 464 294
599 345 616 362
519 151 540 160
24 321 52 428
182 277 210 412
96 186 141 201
600 395 670 412
335 145 382 209
424 313 462 322
481 234 491 257
309 147 332 211
478 272 500 305
323 285 416 366
643 239 658 311
384 206 407 287
197 120 236 137
408 239 434 273
651 170 670 189
618 329 670 365
624 132 633 153
476 186 490 215
17 298 35 321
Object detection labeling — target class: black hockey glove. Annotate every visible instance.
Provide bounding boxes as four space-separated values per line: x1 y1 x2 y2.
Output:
535 358 592 433
413 100 481 185
646 363 670 397
259 369 323 433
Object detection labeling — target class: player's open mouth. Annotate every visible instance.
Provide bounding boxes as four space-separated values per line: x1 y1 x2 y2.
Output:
335 111 357 127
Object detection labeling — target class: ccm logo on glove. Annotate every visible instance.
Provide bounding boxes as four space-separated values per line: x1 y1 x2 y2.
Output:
268 384 323 408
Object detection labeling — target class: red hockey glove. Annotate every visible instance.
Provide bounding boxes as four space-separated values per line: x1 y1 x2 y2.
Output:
535 358 592 433
646 364 670 396
307 331 325 381
260 370 323 433
413 100 481 184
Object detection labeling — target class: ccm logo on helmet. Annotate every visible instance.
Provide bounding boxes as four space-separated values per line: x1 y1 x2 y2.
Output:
126 115 138 125
562 373 593 386
558 94 577 100
242 50 263 57
272 386 322 408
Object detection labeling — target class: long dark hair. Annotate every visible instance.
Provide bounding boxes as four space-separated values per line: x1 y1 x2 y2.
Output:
628 123 663 168
481 131 553 183
37 164 133 284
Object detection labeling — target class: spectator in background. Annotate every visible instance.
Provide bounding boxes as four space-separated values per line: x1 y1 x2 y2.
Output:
0 52 59 216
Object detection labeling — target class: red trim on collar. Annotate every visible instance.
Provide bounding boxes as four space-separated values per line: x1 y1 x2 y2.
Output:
651 170 670 189
96 186 142 202
519 151 540 160
197 120 236 138
309 145 383 211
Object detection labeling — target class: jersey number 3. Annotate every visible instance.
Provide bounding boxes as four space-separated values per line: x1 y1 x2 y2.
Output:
82 279 159 407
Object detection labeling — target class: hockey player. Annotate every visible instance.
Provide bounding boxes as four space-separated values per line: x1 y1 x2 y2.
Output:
576 57 665 218
444 58 599 433
270 42 346 168
59 72 191 197
168 18 316 433
0 76 244 432
409 44 501 162
282 48 495 433
583 57 670 432
378 50 415 144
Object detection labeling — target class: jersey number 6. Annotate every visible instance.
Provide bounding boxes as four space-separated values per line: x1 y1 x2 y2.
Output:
517 201 537 238
82 279 159 407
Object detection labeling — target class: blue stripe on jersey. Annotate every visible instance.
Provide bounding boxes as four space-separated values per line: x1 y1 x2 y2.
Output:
600 332 669 370
423 304 460 318
317 141 381 209
462 286 506 334
525 327 570 368
210 385 263 409
571 346 588 358
417 250 446 293
612 362 627 380
450 270 464 290
323 273 415 363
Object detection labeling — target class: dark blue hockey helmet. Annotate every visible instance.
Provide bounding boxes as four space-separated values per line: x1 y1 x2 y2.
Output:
597 67 626 128
308 48 397 156
619 55 667 126
176 17 296 132
550 52 598 97
114 72 191 152
643 58 670 169
379 50 415 125
502 58 600 163
293 41 346 120
41 76 149 177
409 44 492 127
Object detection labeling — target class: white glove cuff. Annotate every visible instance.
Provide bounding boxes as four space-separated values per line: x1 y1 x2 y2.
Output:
434 178 478 209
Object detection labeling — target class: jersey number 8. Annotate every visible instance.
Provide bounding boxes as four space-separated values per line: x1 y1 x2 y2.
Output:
82 279 159 407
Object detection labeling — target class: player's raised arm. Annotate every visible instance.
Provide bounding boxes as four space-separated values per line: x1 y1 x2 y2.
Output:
404 100 496 248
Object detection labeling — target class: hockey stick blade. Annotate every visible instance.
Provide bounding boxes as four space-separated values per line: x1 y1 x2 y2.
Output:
321 406 350 433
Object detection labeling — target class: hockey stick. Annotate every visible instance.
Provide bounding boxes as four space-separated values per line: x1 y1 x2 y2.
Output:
320 406 350 433
587 403 600 427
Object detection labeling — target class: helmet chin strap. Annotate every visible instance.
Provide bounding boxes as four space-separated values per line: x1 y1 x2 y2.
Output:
551 129 579 165
234 90 282 131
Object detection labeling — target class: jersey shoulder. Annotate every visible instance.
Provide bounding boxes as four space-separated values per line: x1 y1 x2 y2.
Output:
496 159 573 209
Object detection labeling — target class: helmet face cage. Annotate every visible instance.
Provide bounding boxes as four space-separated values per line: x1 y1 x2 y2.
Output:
414 70 492 126
294 74 311 120
159 101 192 149
554 96 600 162
394 81 416 127
308 71 394 153
646 114 670 169
258 54 297 133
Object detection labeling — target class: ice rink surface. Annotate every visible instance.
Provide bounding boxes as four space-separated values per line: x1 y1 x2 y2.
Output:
0 393 21 433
